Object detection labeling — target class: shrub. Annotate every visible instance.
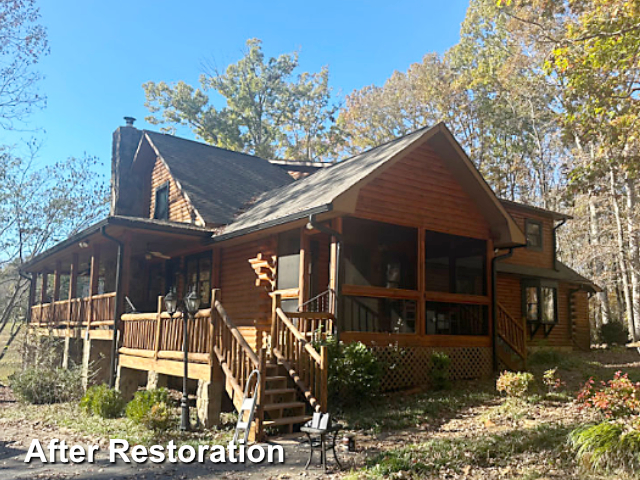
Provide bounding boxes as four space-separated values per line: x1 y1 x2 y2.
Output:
80 385 125 419
542 368 564 394
9 365 83 404
143 402 174 431
430 352 451 390
125 388 171 424
570 421 640 472
577 371 640 418
320 337 382 409
496 371 535 398
598 321 629 346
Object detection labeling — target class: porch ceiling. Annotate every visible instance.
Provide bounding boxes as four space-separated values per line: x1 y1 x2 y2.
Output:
22 216 213 273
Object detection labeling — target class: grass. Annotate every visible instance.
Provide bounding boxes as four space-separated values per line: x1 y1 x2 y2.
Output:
0 323 23 382
0 401 234 447
345 423 575 479
337 380 496 433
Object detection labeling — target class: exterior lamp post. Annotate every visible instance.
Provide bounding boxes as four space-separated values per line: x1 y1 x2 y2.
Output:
164 287 200 431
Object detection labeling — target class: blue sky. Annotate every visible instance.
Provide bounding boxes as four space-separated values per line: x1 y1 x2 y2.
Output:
12 0 470 175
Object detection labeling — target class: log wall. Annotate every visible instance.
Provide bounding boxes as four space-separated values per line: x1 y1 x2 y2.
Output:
147 157 200 224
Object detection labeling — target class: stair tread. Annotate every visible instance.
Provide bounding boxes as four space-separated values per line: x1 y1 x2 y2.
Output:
263 415 311 427
264 388 296 394
265 375 288 381
263 401 305 411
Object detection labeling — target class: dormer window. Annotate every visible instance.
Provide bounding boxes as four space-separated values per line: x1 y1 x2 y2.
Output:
525 219 543 251
154 183 169 220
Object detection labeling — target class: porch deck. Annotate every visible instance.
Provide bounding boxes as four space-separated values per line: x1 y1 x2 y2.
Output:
29 292 116 340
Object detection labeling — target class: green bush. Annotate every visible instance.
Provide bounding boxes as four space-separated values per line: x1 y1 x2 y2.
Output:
125 388 171 425
320 337 382 409
143 402 174 431
80 385 125 419
598 321 629 346
496 371 535 398
430 352 451 390
9 366 83 404
570 421 640 472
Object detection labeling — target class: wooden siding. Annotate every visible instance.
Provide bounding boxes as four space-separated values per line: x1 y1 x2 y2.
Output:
147 157 201 225
573 290 591 351
219 236 276 335
497 272 586 349
354 143 492 240
501 206 554 269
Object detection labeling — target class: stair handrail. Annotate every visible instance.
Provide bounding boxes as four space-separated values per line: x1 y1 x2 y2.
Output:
271 293 328 413
496 302 526 361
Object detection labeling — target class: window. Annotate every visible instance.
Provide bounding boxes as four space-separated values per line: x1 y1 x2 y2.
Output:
522 280 557 324
277 230 301 312
425 302 488 336
525 219 543 251
154 183 169 220
343 296 416 333
185 252 212 307
343 218 417 290
425 231 486 295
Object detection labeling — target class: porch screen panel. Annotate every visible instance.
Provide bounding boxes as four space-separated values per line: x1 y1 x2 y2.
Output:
343 218 417 290
277 230 301 312
425 231 486 295
343 296 416 333
425 302 488 335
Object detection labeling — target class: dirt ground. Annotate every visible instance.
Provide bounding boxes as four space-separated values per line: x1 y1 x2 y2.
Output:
2 349 640 479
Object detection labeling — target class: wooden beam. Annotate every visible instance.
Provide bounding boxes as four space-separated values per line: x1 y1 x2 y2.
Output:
88 245 100 329
417 228 426 336
53 261 61 302
40 272 48 304
298 227 309 309
120 232 132 313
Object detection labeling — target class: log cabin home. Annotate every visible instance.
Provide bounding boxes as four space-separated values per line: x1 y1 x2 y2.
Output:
22 118 598 437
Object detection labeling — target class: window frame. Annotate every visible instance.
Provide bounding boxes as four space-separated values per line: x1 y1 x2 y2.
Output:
524 218 543 251
521 279 558 325
185 251 213 307
154 181 170 220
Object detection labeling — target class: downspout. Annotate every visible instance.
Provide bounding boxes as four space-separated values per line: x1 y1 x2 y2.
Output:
100 226 124 388
552 218 567 271
491 244 526 371
18 270 34 324
306 214 343 340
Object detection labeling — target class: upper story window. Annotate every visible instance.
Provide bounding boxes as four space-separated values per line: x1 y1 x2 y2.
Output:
154 183 169 220
525 219 543 251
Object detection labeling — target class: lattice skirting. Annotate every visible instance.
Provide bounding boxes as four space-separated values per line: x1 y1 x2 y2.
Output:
371 346 493 392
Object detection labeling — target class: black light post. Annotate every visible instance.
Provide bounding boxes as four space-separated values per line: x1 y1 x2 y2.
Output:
164 287 200 432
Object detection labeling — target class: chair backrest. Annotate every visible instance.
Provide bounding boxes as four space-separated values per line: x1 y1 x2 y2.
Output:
311 412 330 430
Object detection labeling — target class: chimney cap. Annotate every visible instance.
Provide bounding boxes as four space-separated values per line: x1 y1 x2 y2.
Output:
124 116 136 126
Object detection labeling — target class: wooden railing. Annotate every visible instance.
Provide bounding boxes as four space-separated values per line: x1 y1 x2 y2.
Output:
30 292 116 329
271 295 328 413
496 302 527 363
298 288 335 313
120 299 213 361
283 311 334 343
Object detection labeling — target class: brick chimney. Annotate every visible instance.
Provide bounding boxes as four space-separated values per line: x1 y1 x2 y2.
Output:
110 117 143 216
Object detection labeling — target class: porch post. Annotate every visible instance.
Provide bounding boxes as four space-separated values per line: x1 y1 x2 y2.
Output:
88 245 101 330
417 228 426 336
120 232 132 314
299 228 309 310
68 253 78 330
52 262 61 328
27 273 36 324
41 271 48 304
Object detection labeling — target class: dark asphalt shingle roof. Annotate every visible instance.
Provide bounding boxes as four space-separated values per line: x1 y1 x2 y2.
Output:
216 126 432 238
497 261 601 292
144 131 294 225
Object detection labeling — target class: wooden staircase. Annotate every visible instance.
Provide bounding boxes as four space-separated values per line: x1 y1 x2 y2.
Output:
496 302 527 371
210 292 330 439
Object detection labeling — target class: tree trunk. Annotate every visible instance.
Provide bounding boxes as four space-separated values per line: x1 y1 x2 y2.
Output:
610 168 636 340
626 173 640 340
588 194 610 326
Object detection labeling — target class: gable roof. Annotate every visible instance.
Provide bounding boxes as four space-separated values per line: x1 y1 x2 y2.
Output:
139 131 294 225
214 123 527 248
500 199 572 221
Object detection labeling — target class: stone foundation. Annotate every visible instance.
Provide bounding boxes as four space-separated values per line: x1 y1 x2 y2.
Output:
115 365 147 401
82 338 111 389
